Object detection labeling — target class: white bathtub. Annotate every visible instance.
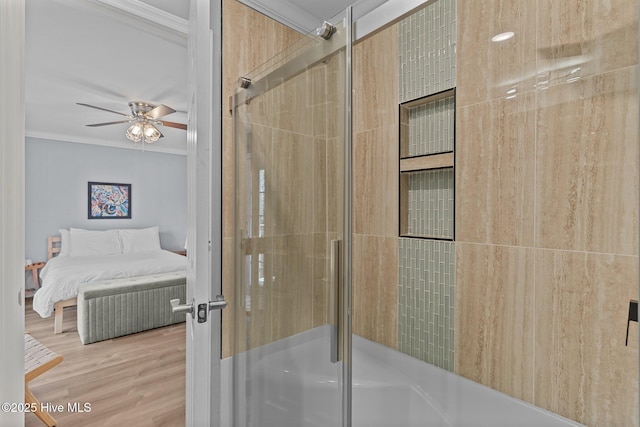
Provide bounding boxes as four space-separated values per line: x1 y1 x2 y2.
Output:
222 327 584 427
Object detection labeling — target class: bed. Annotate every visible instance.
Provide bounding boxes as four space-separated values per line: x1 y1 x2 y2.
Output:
32 227 187 341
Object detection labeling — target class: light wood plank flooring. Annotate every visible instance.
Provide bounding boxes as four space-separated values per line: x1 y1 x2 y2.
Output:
24 299 185 427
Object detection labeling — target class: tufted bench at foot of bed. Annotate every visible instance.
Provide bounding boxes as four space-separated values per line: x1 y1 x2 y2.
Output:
77 271 187 345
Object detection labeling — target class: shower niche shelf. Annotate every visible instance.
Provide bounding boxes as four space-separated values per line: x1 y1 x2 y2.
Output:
399 88 455 240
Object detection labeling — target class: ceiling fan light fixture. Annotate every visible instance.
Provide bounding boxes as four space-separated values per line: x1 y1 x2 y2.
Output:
79 101 184 144
143 123 162 143
126 122 144 142
126 121 161 144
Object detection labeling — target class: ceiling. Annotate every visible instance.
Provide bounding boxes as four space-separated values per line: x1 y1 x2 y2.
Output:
26 0 190 155
25 0 379 155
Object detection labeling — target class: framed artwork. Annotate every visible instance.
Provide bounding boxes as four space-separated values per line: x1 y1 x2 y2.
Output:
88 181 131 219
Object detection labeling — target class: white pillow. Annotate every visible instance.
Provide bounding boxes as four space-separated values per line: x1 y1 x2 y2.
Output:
119 227 161 254
58 229 71 257
69 228 122 257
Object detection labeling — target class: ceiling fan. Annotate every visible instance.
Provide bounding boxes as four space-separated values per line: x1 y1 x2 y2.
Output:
77 101 187 144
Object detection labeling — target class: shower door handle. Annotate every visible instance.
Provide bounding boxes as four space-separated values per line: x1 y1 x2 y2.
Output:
330 239 342 363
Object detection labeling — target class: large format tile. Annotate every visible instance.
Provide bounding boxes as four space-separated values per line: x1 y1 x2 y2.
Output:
268 234 316 342
456 92 535 246
353 126 399 237
221 0 305 357
353 23 398 133
536 66 638 255
536 0 638 89
457 0 537 107
454 243 535 402
222 0 302 120
353 235 398 349
535 249 639 427
314 136 342 234
268 129 315 235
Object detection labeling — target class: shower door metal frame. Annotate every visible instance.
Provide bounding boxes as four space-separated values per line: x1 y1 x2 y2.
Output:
231 9 354 427
232 21 347 108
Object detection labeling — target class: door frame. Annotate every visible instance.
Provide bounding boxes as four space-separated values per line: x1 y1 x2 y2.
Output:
0 0 224 425
0 1 26 425
186 0 223 425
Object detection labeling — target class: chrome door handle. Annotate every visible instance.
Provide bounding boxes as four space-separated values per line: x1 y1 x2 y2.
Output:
171 296 226 323
171 299 195 318
197 295 227 323
208 295 227 311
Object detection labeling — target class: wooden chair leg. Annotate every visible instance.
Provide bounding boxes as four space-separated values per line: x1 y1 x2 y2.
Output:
25 334 63 426
25 386 57 427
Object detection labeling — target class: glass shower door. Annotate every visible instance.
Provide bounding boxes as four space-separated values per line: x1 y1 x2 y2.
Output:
232 18 351 427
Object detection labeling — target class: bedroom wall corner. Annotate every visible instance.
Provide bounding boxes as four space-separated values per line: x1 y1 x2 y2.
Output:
25 137 187 263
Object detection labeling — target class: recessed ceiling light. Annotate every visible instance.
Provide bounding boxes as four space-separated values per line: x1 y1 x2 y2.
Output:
491 32 515 42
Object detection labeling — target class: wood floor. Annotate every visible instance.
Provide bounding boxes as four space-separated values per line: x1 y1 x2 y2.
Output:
24 299 186 427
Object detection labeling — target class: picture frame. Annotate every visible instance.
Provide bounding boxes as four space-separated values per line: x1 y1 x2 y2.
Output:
88 181 131 219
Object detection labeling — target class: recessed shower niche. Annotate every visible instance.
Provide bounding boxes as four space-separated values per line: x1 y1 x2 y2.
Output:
399 88 455 240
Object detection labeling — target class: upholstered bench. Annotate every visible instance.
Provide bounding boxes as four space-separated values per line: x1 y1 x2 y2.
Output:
77 271 187 344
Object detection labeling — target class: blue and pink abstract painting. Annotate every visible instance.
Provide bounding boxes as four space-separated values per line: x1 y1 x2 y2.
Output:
88 182 131 219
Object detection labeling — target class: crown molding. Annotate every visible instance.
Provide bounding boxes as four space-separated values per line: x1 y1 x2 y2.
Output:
96 0 188 34
25 131 187 156
236 0 319 34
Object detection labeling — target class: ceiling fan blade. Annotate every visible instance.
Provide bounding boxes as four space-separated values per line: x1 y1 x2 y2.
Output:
86 120 132 127
145 104 176 119
77 103 130 117
160 121 187 130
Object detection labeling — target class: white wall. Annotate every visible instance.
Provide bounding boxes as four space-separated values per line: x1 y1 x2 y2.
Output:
25 137 187 263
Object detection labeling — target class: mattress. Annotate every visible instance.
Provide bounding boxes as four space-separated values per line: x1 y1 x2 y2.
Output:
33 250 187 318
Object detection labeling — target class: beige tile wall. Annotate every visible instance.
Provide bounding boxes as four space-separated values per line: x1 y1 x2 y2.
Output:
455 243 535 402
456 1 639 426
221 0 303 357
456 0 537 108
456 93 536 247
221 4 639 426
352 24 399 349
224 1 350 357
353 235 398 347
535 250 639 426
536 67 639 255
231 64 343 353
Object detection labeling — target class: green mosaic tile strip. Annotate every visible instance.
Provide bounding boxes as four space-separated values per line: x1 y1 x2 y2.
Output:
398 0 457 103
407 168 454 239
407 96 455 157
398 238 455 371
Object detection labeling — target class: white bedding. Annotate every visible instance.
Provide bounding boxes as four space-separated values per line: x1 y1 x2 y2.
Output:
33 250 187 318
